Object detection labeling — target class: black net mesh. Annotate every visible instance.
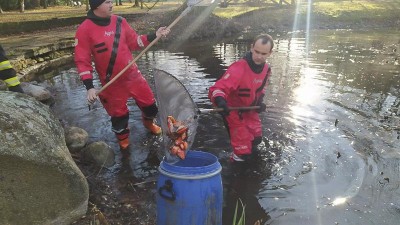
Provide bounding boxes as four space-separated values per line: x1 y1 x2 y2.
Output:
154 69 199 163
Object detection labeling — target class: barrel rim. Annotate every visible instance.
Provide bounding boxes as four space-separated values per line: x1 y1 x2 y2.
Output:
158 166 222 180
158 150 222 179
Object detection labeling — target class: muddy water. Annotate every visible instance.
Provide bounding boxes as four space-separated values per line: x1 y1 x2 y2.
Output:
47 28 400 225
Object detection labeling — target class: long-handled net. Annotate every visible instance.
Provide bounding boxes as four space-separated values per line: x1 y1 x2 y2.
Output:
154 69 200 163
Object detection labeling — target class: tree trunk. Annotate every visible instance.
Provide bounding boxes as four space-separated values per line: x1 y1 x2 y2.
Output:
43 0 47 9
134 0 139 7
0 7 3 14
85 0 89 11
19 0 25 12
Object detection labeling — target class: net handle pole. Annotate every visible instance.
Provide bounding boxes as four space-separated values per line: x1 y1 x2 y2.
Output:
97 1 204 95
199 106 262 113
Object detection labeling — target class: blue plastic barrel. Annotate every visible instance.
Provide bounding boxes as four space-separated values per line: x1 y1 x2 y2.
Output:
157 150 223 225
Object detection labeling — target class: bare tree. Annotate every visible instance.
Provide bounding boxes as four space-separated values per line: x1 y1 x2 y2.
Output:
19 0 24 12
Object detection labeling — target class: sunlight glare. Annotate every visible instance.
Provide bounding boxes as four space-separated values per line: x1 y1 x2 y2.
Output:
292 67 319 105
332 197 347 206
291 0 302 33
169 0 218 49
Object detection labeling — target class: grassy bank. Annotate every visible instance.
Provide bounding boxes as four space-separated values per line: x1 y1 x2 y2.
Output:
213 0 400 19
0 2 182 23
2 0 399 24
213 0 400 32
0 0 399 38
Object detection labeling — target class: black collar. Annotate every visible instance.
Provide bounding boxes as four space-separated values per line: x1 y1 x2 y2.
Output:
87 10 111 26
244 52 265 74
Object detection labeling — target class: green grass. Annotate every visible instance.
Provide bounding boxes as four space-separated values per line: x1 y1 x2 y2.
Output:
1 0 399 29
312 0 400 18
213 0 400 21
214 5 262 18
232 198 246 225
231 198 262 225
1 0 399 23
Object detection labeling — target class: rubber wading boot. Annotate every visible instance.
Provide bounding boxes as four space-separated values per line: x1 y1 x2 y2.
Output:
143 118 162 135
119 138 130 150
230 153 245 162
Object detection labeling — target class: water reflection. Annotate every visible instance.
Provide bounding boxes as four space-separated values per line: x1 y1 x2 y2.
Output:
46 28 400 224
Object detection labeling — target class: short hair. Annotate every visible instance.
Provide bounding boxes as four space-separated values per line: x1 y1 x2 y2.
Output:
253 34 274 51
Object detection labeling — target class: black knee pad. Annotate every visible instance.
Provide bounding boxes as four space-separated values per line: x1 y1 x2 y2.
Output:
142 102 158 119
111 113 129 134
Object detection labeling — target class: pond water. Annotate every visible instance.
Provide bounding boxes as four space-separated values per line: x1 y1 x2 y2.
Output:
46 28 400 224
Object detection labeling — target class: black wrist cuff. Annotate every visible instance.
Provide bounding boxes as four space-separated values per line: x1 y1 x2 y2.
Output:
214 96 226 106
83 79 94 90
147 33 157 42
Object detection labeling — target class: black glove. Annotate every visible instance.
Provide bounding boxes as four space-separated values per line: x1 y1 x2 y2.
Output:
256 103 267 113
214 96 230 116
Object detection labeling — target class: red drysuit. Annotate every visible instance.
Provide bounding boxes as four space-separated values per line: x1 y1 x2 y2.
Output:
75 14 157 140
209 58 271 156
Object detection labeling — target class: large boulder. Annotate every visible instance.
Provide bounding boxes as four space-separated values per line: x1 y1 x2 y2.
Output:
0 92 88 224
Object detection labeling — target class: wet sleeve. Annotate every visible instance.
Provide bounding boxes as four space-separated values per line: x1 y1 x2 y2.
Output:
74 24 94 83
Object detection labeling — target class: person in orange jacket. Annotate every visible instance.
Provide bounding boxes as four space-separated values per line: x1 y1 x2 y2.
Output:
74 0 170 150
0 44 24 93
209 34 274 162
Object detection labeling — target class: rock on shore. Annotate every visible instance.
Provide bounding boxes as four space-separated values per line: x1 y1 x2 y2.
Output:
0 92 89 224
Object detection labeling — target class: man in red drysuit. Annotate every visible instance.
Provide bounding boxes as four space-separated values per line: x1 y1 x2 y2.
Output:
209 34 274 162
74 0 170 150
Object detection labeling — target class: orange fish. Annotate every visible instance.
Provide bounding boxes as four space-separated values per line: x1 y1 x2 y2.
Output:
166 115 189 159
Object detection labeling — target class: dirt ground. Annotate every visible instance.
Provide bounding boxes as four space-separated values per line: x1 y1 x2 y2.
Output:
71 150 160 225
